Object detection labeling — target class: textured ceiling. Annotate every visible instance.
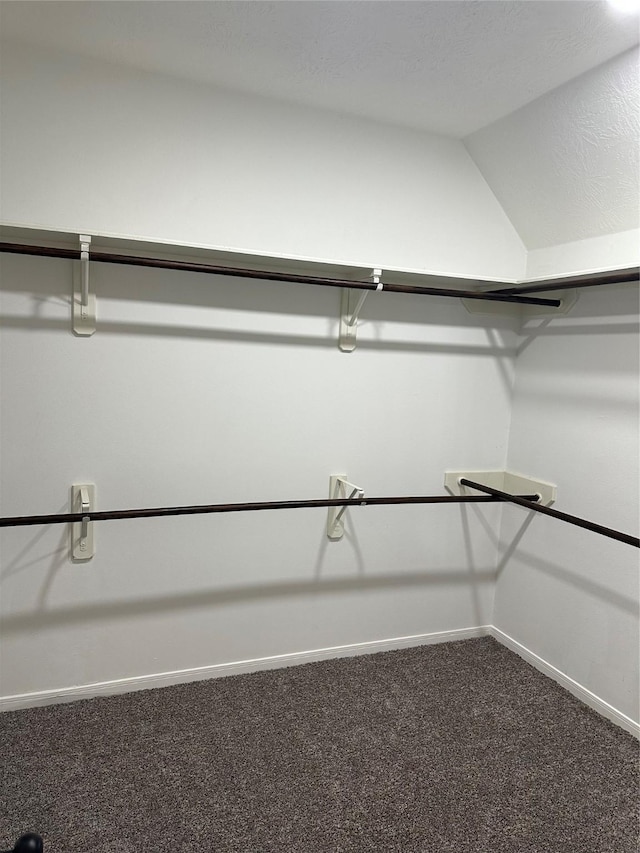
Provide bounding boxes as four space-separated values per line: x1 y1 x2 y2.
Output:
465 49 640 249
1 0 639 137
465 47 640 249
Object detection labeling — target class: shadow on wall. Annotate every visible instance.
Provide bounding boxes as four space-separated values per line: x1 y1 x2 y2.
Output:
0 252 520 321
0 313 517 357
504 546 639 618
0 261 524 400
1 498 496 636
462 502 638 621
2 494 636 643
1 257 636 355
0 523 69 619
0 565 497 636
517 282 639 355
2 527 636 639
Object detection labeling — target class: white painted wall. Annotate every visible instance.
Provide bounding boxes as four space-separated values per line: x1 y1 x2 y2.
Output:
0 40 528 700
0 40 637 725
0 40 526 280
0 251 518 698
465 48 640 251
494 284 640 722
526 230 640 280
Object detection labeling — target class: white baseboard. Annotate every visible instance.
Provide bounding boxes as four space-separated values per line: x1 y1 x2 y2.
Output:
490 626 640 739
4 625 637 738
0 625 490 713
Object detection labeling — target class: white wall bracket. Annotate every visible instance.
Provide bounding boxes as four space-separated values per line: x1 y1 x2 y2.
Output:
73 234 96 336
444 469 556 505
70 483 96 561
339 268 383 352
327 474 365 539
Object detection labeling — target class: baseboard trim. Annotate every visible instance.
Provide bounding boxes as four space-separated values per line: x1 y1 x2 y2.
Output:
0 625 491 712
490 626 640 739
4 625 637 736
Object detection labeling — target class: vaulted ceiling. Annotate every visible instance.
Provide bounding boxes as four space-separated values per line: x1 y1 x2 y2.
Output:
1 0 638 250
1 0 638 137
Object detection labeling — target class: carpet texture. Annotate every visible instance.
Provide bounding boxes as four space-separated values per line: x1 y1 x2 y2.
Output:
0 637 638 852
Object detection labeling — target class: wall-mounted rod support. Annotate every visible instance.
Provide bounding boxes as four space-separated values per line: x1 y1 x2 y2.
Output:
347 269 382 327
0 242 561 307
80 234 91 307
79 487 90 541
333 482 364 525
0 492 541 529
327 475 365 539
459 478 639 549
70 483 95 560
346 290 369 328
72 235 96 335
340 270 383 351
488 267 639 296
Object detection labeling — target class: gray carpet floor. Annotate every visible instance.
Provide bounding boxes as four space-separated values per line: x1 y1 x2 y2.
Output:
1 637 638 852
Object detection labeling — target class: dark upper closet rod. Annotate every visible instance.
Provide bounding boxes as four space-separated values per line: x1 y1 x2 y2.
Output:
460 479 640 548
0 492 540 529
488 267 639 296
0 241 560 307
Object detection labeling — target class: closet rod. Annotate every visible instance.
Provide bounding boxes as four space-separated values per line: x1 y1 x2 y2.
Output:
460 479 640 549
0 493 541 529
488 267 639 296
0 241 561 307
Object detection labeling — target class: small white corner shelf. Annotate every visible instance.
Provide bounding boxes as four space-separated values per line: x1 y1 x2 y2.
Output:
444 470 556 505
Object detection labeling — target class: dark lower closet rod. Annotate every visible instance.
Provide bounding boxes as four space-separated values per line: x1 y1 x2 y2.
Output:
0 241 560 307
460 479 640 548
489 267 639 296
0 493 540 529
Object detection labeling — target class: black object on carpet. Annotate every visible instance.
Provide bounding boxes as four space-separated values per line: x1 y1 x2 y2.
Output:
1 637 638 851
